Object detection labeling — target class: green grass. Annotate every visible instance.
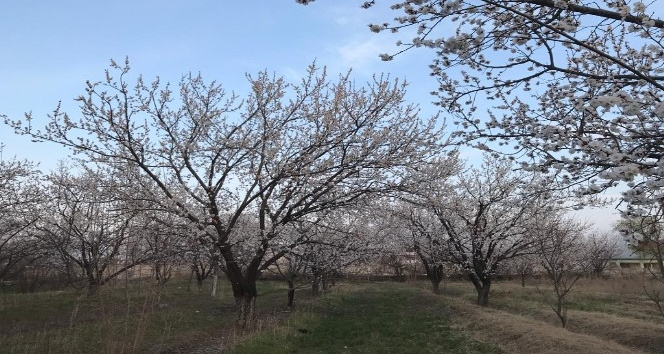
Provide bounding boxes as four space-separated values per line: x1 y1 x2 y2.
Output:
0 279 236 353
228 282 502 354
566 294 623 312
472 280 647 320
0 278 318 353
9 277 651 353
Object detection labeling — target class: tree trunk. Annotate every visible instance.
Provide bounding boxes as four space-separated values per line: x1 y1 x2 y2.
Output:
155 263 161 283
431 279 441 294
311 274 322 297
287 280 296 308
187 268 194 292
556 299 568 328
211 272 219 297
85 266 101 296
475 281 491 306
656 252 664 276
394 266 404 281
221 245 263 328
87 279 101 296
521 272 526 288
154 262 171 285
226 265 259 328
230 276 258 328
429 264 444 295
235 292 257 328
322 275 330 291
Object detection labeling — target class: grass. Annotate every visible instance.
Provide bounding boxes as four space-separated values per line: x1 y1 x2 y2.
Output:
483 277 664 323
1 276 664 353
228 282 501 354
0 278 280 353
442 278 664 353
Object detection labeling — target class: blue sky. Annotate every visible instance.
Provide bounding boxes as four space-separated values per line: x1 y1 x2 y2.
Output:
0 0 621 229
0 1 438 164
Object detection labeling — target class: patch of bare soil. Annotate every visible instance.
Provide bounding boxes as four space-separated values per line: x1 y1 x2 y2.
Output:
446 297 647 354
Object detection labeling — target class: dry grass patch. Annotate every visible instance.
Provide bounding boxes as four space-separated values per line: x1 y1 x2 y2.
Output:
445 296 646 354
566 310 664 353
440 278 664 354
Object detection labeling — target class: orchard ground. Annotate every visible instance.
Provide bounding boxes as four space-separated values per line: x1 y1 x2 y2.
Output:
1 276 662 353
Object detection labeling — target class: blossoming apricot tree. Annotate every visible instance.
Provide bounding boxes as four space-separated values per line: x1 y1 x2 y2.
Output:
6 60 444 326
299 0 664 210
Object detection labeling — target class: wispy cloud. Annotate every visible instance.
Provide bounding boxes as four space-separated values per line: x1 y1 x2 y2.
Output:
331 4 369 26
332 36 396 74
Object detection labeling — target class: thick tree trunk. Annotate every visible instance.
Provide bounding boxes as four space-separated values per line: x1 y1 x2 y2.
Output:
225 263 259 328
87 278 101 296
230 277 258 328
85 267 101 296
287 280 296 308
235 293 257 328
431 280 441 294
428 264 444 295
475 281 491 306
393 266 405 282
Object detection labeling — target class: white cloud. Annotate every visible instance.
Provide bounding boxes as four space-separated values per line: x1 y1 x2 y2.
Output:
333 37 395 74
331 5 369 26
